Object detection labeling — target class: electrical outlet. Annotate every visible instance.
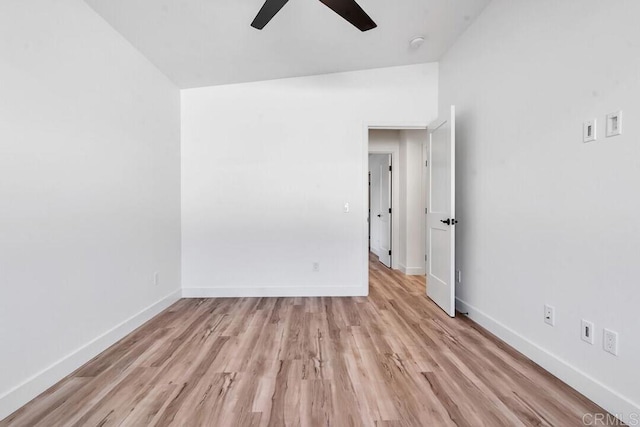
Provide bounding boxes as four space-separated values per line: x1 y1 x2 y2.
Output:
544 305 555 326
456 269 462 284
312 262 320 272
581 320 594 344
603 329 619 356
154 272 159 286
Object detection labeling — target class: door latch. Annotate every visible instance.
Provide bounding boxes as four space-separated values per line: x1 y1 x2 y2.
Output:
440 218 459 225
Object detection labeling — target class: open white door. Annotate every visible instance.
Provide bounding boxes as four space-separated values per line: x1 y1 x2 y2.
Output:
378 155 392 268
426 106 456 317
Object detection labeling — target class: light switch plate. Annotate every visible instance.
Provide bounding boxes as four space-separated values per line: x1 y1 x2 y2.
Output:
583 119 597 143
606 111 622 137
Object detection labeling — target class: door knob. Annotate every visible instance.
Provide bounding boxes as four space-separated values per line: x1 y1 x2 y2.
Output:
440 218 458 225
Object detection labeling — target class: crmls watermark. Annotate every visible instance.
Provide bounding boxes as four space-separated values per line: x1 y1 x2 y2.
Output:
583 412 639 426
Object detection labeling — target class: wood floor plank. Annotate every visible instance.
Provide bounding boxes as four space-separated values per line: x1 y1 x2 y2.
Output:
1 254 609 426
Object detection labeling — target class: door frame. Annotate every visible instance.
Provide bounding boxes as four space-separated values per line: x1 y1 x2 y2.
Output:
363 122 429 295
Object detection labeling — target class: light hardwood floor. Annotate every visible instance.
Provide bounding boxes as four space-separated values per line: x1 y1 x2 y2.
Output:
2 254 607 426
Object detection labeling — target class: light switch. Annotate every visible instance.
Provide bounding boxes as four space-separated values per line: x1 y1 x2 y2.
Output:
583 119 597 143
606 111 622 137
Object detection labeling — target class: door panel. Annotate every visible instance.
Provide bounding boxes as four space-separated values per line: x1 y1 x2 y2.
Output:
378 155 392 268
427 106 456 317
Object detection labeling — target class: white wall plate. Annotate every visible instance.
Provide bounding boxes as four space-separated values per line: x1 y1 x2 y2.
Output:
581 319 595 344
583 119 597 143
606 111 622 137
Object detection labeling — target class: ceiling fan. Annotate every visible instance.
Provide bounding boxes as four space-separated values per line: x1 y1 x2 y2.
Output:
251 0 377 32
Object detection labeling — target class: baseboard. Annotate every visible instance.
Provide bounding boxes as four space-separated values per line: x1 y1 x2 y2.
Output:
0 289 182 421
456 297 640 426
182 286 367 298
398 264 425 276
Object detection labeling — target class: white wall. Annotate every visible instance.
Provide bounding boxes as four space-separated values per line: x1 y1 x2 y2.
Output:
0 0 181 419
439 0 640 422
182 64 438 297
398 140 408 269
399 130 427 275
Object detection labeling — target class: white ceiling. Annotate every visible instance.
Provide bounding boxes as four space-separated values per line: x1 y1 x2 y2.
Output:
85 0 491 89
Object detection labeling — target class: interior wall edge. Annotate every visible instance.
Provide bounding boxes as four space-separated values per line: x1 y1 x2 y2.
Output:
0 289 182 421
456 298 640 425
398 264 425 276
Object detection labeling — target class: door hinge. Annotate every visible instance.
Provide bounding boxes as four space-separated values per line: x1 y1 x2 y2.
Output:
425 208 428 214
389 165 392 172
425 160 428 167
389 208 392 214
389 250 392 256
425 254 427 261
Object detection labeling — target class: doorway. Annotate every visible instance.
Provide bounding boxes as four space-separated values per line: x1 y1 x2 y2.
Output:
366 127 428 279
364 111 456 318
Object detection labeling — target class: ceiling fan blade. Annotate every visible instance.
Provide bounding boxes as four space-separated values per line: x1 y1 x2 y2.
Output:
318 0 377 31
251 0 290 29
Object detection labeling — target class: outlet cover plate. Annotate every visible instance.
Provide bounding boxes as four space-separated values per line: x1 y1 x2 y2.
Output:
606 111 622 137
544 305 555 326
603 329 619 356
583 119 597 143
581 320 594 344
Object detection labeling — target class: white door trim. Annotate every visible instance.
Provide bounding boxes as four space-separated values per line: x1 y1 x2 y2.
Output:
363 121 429 295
